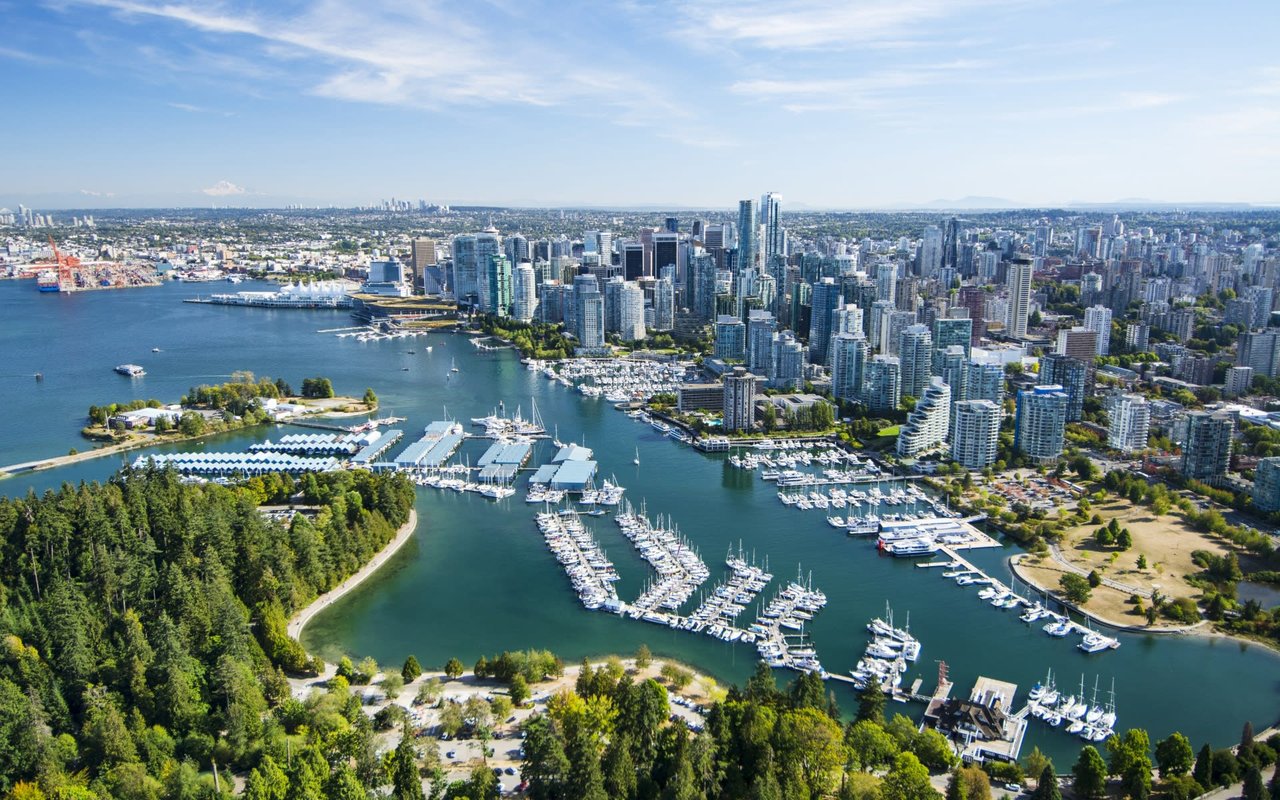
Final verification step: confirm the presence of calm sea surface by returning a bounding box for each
[1,278,1275,765]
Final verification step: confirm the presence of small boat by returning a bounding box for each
[633,447,640,465]
[151,347,161,352]
[450,358,459,373]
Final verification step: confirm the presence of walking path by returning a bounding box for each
[288,509,419,640]
[1045,542,1153,599]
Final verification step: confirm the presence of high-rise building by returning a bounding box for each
[770,332,806,390]
[761,192,783,266]
[951,400,1001,469]
[918,226,943,278]
[504,233,529,266]
[573,274,604,348]
[1252,457,1280,512]
[723,367,759,432]
[808,278,843,365]
[1238,329,1280,378]
[875,261,897,304]
[472,232,502,308]
[714,315,746,360]
[621,241,644,281]
[898,324,934,399]
[1126,321,1150,352]
[737,199,758,275]
[1038,353,1087,422]
[1225,365,1254,397]
[451,234,479,302]
[1015,385,1069,461]
[964,360,1005,405]
[620,282,646,341]
[512,262,537,322]
[1180,411,1234,485]
[863,356,901,412]
[879,310,916,358]
[897,377,951,457]
[830,332,869,403]
[653,232,679,279]
[933,317,973,358]
[1107,394,1150,453]
[1055,326,1099,391]
[1005,257,1034,338]
[746,310,777,375]
[868,300,896,351]
[485,254,513,316]
[653,277,675,331]
[411,237,438,272]
[1084,305,1112,356]
[936,345,968,407]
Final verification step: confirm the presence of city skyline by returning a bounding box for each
[4,0,1280,209]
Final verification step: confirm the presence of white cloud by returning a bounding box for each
[202,180,246,196]
[79,188,115,197]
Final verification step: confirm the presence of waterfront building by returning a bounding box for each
[1038,353,1086,422]
[714,314,746,360]
[809,278,842,365]
[678,383,724,412]
[653,276,675,331]
[746,310,777,375]
[1180,411,1234,485]
[899,324,934,399]
[620,281,646,341]
[471,232,502,308]
[951,400,1001,469]
[1015,385,1068,461]
[830,332,869,403]
[1005,258,1034,338]
[770,331,806,390]
[513,262,537,322]
[863,356,901,412]
[897,377,951,458]
[1225,365,1254,397]
[573,274,605,348]
[1084,305,1112,355]
[484,254,513,316]
[723,366,759,432]
[1107,393,1150,453]
[1253,457,1280,512]
[965,360,1005,405]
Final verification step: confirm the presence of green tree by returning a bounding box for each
[509,675,530,707]
[1192,744,1213,789]
[773,708,846,799]
[846,720,898,772]
[635,644,652,670]
[1023,747,1052,785]
[882,752,940,800]
[1072,746,1108,800]
[363,388,378,407]
[855,678,885,725]
[1030,765,1059,800]
[1156,733,1194,777]
[1242,767,1266,800]
[1059,573,1092,604]
[444,658,464,680]
[389,735,425,800]
[402,655,423,683]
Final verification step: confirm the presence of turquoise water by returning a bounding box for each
[1,278,1276,766]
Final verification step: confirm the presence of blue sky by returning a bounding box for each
[4,0,1279,209]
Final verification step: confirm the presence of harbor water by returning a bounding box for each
[1,278,1277,767]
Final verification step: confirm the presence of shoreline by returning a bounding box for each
[288,508,419,641]
[1009,553,1280,654]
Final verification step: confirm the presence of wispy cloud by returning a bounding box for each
[202,180,246,197]
[0,45,51,63]
[79,188,115,197]
[168,101,236,116]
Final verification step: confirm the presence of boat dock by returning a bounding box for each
[351,429,403,465]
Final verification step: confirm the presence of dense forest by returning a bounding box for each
[0,467,415,798]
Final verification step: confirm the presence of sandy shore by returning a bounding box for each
[288,508,419,641]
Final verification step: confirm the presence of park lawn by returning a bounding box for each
[1017,498,1235,627]
[877,425,900,437]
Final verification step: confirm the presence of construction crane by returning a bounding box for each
[47,235,80,290]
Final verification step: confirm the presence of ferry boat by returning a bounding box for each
[881,538,939,557]
[114,364,145,377]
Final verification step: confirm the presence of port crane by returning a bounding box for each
[45,235,81,291]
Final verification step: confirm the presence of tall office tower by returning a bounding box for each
[1015,385,1069,461]
[868,300,896,350]
[942,217,960,272]
[808,278,843,365]
[1107,394,1150,453]
[1038,353,1086,422]
[737,199,758,275]
[411,237,438,271]
[936,345,968,406]
[862,356,901,412]
[664,217,679,233]
[573,274,604,348]
[1225,366,1254,397]
[1180,411,1235,484]
[771,332,806,390]
[1126,321,1150,352]
[1238,329,1280,378]
[1005,257,1034,338]
[875,261,898,304]
[512,262,537,322]
[933,316,973,359]
[484,254,513,316]
[537,281,564,324]
[830,332,869,402]
[1084,305,1113,355]
[897,377,951,458]
[950,400,1002,469]
[761,192,783,267]
[723,367,759,432]
[898,324,934,399]
[653,232,679,279]
[965,360,1005,405]
[1055,326,1099,391]
[746,310,778,374]
[604,278,624,333]
[918,225,943,278]
[691,253,718,321]
[504,234,529,266]
[472,232,502,308]
[451,234,478,302]
[621,241,644,280]
[620,282,647,341]
[1033,222,1053,257]
[653,277,674,331]
[714,315,746,360]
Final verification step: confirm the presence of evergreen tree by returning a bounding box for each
[402,655,422,683]
[1192,744,1213,789]
[389,735,425,800]
[945,770,968,800]
[1030,765,1060,800]
[855,678,885,725]
[1243,767,1266,800]
[1072,746,1108,800]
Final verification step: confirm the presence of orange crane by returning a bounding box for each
[47,235,80,290]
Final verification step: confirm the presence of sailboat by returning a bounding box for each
[450,358,460,373]
[633,447,640,465]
